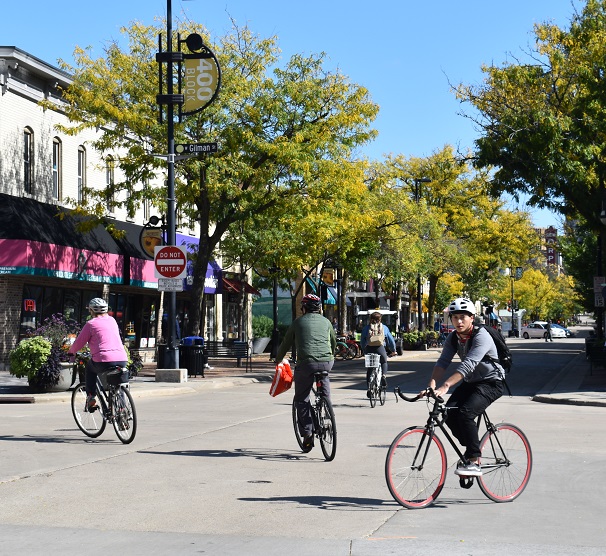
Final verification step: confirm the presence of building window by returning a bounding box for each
[77,146,86,202]
[105,156,115,213]
[52,137,62,200]
[23,128,34,194]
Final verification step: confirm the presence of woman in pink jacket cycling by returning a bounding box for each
[68,298,128,409]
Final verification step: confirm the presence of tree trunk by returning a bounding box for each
[428,274,439,330]
[340,270,349,333]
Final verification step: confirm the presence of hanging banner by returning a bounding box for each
[181,50,221,116]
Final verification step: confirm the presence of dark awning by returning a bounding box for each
[0,193,124,283]
[0,193,120,252]
[222,277,260,295]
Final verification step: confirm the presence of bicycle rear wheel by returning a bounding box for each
[292,398,305,450]
[71,383,106,438]
[317,397,337,461]
[112,386,137,444]
[385,427,447,509]
[369,370,377,408]
[478,423,532,502]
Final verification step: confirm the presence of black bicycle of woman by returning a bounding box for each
[292,370,337,461]
[71,366,137,444]
[385,386,532,509]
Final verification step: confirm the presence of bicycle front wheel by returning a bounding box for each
[478,423,532,502]
[385,427,447,509]
[112,386,137,444]
[71,383,106,438]
[317,397,337,461]
[369,371,377,408]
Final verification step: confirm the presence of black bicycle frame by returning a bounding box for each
[413,399,500,469]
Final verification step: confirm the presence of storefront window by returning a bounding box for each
[63,290,82,323]
[224,300,239,340]
[20,285,42,338]
[41,286,63,319]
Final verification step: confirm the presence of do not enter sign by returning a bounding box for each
[154,246,188,279]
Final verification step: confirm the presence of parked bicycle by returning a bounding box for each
[334,339,355,360]
[385,386,532,509]
[365,353,386,408]
[71,366,137,444]
[292,370,337,461]
[337,333,362,358]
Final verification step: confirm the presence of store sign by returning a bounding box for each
[23,299,36,312]
[140,227,164,259]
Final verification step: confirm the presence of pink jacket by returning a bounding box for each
[69,315,128,362]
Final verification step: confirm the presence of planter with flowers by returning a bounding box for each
[9,314,82,392]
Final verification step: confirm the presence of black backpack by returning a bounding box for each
[449,323,512,373]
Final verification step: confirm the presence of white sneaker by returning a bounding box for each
[455,461,482,477]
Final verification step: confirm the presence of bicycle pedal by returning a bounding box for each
[459,477,474,489]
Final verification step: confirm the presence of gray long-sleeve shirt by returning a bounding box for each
[436,327,504,382]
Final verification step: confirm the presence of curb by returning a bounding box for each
[532,351,606,408]
[0,375,266,404]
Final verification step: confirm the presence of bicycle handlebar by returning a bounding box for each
[393,386,444,405]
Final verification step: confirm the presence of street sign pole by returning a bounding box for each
[165,0,178,369]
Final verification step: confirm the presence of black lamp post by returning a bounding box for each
[269,266,280,361]
[414,177,431,331]
[155,0,183,369]
[598,206,606,339]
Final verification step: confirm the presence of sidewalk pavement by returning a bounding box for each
[1,344,605,407]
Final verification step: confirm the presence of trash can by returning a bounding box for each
[182,336,204,347]
[179,342,206,377]
[157,344,168,368]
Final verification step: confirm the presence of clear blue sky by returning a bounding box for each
[3,0,584,227]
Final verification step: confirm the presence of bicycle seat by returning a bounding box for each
[314,370,329,379]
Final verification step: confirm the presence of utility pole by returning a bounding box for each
[414,177,431,331]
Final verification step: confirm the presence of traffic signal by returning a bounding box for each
[515,267,523,280]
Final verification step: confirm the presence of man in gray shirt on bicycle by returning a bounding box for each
[276,294,337,452]
[423,297,505,477]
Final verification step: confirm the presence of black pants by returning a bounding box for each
[85,359,128,396]
[294,360,333,437]
[445,380,504,460]
[364,345,388,386]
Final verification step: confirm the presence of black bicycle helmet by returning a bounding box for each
[301,293,322,312]
[88,297,109,314]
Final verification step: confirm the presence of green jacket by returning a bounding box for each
[275,312,337,364]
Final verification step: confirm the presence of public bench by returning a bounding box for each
[204,340,252,373]
[585,339,606,375]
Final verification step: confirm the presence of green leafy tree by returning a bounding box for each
[456,0,606,232]
[51,20,379,335]
[383,146,537,321]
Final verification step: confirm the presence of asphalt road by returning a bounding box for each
[0,336,604,555]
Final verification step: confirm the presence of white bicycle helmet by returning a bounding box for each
[448,297,476,316]
[88,297,109,314]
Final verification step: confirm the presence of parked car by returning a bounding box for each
[551,323,573,337]
[520,321,567,339]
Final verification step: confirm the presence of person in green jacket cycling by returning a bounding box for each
[275,294,337,452]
